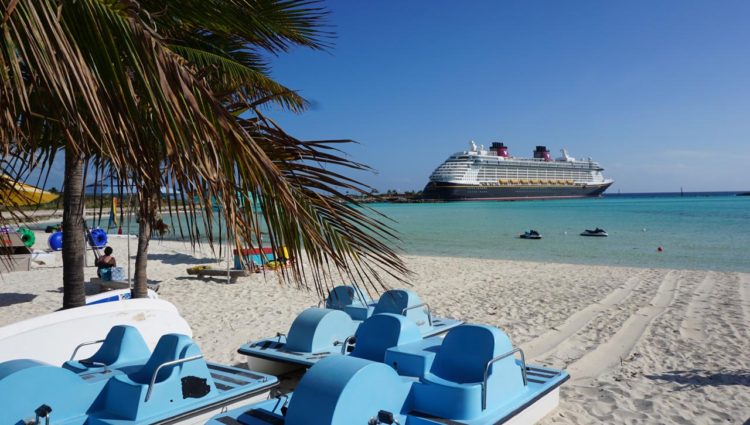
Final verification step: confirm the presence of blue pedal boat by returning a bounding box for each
[323,286,463,335]
[0,325,277,425]
[210,316,569,425]
[237,286,463,373]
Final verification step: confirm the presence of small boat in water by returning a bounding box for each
[211,315,569,425]
[520,230,542,239]
[237,286,463,374]
[0,325,278,425]
[581,228,608,237]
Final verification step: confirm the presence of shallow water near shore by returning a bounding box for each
[371,193,750,272]
[33,192,748,272]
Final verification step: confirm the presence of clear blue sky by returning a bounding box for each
[265,0,750,193]
[36,0,749,194]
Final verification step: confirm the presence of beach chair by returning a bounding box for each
[186,266,251,283]
[63,325,151,373]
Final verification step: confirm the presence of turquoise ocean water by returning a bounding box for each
[371,193,750,272]
[60,193,749,272]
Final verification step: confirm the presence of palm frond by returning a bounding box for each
[143,0,332,53]
[1,0,408,296]
[237,112,410,295]
[169,44,308,111]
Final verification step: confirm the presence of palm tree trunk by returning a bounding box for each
[62,151,86,309]
[133,190,157,298]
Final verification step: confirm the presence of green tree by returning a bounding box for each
[1,0,407,308]
[125,0,331,297]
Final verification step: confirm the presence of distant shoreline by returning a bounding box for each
[357,190,747,204]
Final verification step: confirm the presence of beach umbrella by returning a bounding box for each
[0,176,59,206]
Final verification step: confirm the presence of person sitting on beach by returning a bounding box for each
[96,246,116,278]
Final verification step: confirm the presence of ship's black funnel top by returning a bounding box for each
[490,142,509,157]
[534,145,551,160]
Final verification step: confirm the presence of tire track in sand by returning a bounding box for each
[567,270,679,382]
[678,271,714,341]
[521,271,644,360]
[738,273,750,340]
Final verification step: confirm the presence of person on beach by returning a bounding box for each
[96,246,116,278]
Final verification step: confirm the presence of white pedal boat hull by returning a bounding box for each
[0,298,191,365]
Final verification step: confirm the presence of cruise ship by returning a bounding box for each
[422,141,614,201]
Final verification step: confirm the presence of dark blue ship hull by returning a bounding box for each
[422,181,612,201]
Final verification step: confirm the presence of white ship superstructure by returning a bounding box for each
[423,141,614,201]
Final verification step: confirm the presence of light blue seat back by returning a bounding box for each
[285,356,410,425]
[411,325,525,420]
[373,289,430,328]
[325,285,373,321]
[101,333,214,420]
[285,308,355,353]
[63,325,150,372]
[325,285,370,309]
[351,314,422,362]
[129,333,199,384]
[431,325,511,383]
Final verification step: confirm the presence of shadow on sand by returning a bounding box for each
[146,253,218,266]
[47,283,108,295]
[173,276,234,284]
[0,293,37,307]
[646,369,750,389]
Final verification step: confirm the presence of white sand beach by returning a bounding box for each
[1,233,748,424]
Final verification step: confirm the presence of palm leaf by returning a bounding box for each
[169,44,308,111]
[2,0,408,297]
[143,0,331,53]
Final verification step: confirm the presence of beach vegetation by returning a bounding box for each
[1,0,407,308]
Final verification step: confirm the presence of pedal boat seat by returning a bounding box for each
[63,325,151,373]
[351,313,421,363]
[411,325,526,420]
[325,285,374,321]
[373,289,431,331]
[100,333,215,421]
